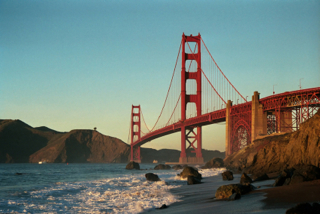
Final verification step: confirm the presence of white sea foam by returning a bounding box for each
[0,165,226,214]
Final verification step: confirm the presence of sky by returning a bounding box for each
[1,0,319,152]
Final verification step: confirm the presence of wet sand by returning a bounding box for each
[147,173,320,214]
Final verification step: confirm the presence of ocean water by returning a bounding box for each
[0,163,225,213]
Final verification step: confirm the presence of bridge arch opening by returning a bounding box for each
[231,120,251,153]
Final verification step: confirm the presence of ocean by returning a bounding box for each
[0,163,225,213]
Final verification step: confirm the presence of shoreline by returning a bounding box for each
[147,171,320,214]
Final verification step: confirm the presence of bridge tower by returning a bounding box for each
[179,33,204,164]
[130,105,141,163]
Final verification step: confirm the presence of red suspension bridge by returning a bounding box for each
[129,33,320,164]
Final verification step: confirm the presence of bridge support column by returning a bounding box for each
[225,100,232,157]
[130,105,141,163]
[251,91,267,142]
[179,33,203,164]
[179,126,187,164]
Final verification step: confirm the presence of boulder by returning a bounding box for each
[240,173,252,185]
[154,164,171,170]
[179,166,202,180]
[187,176,202,185]
[172,165,183,170]
[145,173,161,181]
[273,168,295,186]
[222,171,234,181]
[125,161,140,170]
[252,173,269,182]
[273,165,320,186]
[293,165,320,182]
[215,184,253,199]
[286,202,320,214]
[229,192,241,201]
[202,157,224,169]
[156,204,168,209]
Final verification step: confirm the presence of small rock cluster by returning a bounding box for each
[202,157,224,169]
[215,183,254,200]
[273,165,320,187]
[179,166,202,185]
[286,202,320,214]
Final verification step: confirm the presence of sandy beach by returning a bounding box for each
[147,173,320,214]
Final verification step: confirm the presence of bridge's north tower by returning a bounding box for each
[179,33,204,164]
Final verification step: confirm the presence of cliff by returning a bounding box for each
[224,110,320,175]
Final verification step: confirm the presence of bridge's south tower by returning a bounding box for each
[180,33,204,164]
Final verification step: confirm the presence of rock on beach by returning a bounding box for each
[125,161,140,170]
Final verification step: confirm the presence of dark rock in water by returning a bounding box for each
[187,176,202,185]
[252,173,269,182]
[215,184,253,199]
[202,157,224,169]
[156,204,168,209]
[154,164,171,170]
[222,171,234,181]
[229,192,241,201]
[286,202,320,214]
[179,166,202,180]
[145,173,161,181]
[240,173,252,185]
[172,165,183,170]
[15,173,23,175]
[125,161,140,170]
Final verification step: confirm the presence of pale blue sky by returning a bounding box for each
[1,0,319,151]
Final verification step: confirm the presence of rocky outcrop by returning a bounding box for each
[273,165,320,186]
[224,110,320,175]
[215,184,253,199]
[222,171,234,181]
[126,161,140,170]
[253,173,269,182]
[187,176,202,185]
[172,165,183,170]
[202,157,224,169]
[240,173,252,185]
[145,173,161,181]
[286,203,320,214]
[154,164,171,170]
[179,166,202,180]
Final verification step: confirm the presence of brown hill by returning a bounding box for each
[0,120,58,163]
[29,130,130,163]
[224,110,320,175]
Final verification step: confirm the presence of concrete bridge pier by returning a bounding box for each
[251,91,267,142]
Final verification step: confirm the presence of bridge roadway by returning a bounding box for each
[132,87,320,148]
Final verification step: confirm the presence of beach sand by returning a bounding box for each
[147,173,320,214]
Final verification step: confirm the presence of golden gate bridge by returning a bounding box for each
[129,33,320,164]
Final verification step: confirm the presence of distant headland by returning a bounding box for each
[0,119,225,163]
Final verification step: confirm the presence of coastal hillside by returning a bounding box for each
[224,110,320,175]
[29,130,130,163]
[0,120,61,163]
[0,119,225,163]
